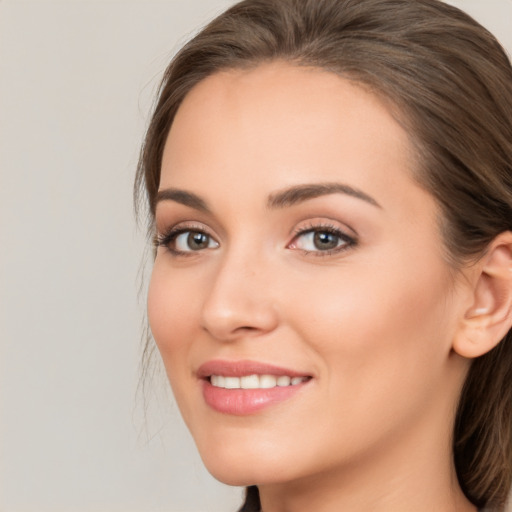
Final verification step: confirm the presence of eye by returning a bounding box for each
[157,228,219,255]
[289,226,356,255]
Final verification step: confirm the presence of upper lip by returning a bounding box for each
[197,359,311,379]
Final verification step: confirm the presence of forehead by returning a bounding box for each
[160,62,419,210]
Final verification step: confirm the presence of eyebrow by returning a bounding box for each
[267,183,381,209]
[155,188,211,213]
[155,182,381,213]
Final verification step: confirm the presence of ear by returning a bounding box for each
[453,231,512,359]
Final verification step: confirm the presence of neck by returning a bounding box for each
[258,401,476,512]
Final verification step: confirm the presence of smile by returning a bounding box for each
[210,374,309,389]
[198,360,313,415]
[210,375,308,389]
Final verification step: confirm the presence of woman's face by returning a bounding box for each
[148,63,469,487]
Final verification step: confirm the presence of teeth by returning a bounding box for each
[210,374,308,389]
[224,376,240,389]
[260,375,277,388]
[211,375,225,387]
[277,376,291,387]
[240,375,260,389]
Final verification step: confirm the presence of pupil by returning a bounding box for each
[188,232,208,250]
[313,232,338,250]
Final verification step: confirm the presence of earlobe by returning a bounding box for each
[453,231,512,359]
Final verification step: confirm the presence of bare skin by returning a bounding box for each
[148,62,482,511]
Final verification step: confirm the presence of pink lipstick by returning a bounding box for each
[198,360,312,415]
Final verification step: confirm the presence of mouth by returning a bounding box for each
[209,374,310,389]
[197,360,313,415]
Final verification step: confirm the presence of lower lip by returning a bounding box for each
[202,379,308,415]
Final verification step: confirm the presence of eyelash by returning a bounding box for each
[155,224,215,257]
[290,223,357,257]
[155,223,357,258]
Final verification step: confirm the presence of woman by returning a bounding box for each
[135,0,512,510]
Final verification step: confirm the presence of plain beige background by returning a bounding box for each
[1,1,511,511]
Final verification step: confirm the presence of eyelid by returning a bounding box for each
[290,217,357,239]
[287,221,358,256]
[154,206,225,240]
[155,222,219,255]
[154,218,358,258]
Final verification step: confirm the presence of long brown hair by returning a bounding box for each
[135,0,512,509]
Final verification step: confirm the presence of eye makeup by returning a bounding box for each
[288,222,357,257]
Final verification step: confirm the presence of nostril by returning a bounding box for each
[199,281,280,341]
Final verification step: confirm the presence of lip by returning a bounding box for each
[197,359,310,378]
[198,359,312,415]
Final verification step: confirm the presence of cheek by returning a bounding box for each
[147,261,197,370]
[291,253,455,406]
[147,261,206,429]
[296,266,446,345]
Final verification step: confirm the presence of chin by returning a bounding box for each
[207,464,293,488]
[196,439,297,487]
[202,456,266,486]
[208,468,259,487]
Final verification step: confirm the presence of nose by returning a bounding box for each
[200,251,279,342]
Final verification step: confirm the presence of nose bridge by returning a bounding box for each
[200,239,278,340]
